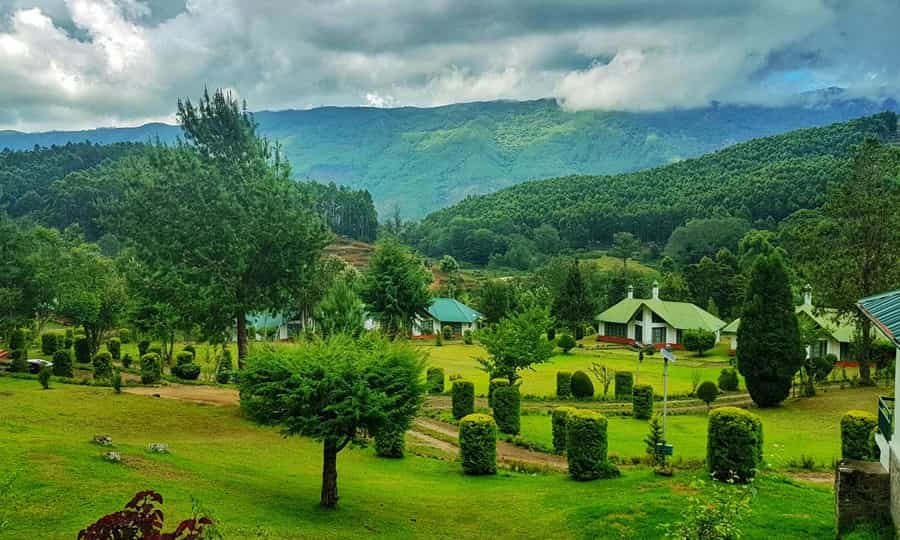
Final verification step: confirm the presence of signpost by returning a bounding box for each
[658,345,676,467]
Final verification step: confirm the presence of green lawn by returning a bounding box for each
[518,386,885,469]
[0,376,840,539]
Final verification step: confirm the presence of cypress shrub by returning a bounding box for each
[74,336,91,365]
[216,350,233,384]
[137,340,150,357]
[374,428,405,458]
[10,350,27,372]
[552,406,576,454]
[107,337,121,360]
[556,371,572,397]
[459,413,497,475]
[697,381,719,408]
[632,384,654,420]
[566,409,618,480]
[718,368,739,391]
[841,410,879,461]
[9,328,27,351]
[426,367,445,394]
[570,370,594,399]
[41,333,60,355]
[52,349,73,377]
[615,372,633,400]
[435,332,443,347]
[64,328,74,349]
[38,366,51,389]
[441,324,454,340]
[118,328,132,344]
[488,377,509,407]
[492,384,521,435]
[707,406,763,482]
[452,380,475,419]
[92,352,113,380]
[463,330,473,344]
[140,353,162,384]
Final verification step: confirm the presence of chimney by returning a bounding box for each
[627,285,634,299]
[652,280,660,300]
[803,284,813,307]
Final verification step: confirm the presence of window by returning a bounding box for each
[652,327,667,344]
[812,340,828,359]
[418,319,434,335]
[652,312,666,324]
[840,342,850,362]
[605,323,627,338]
[676,329,684,343]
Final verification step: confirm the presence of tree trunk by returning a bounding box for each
[236,311,248,367]
[859,318,873,385]
[320,440,339,508]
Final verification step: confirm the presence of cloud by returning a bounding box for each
[0,0,898,130]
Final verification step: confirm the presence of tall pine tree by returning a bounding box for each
[552,260,594,339]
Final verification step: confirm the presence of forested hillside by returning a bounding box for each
[2,97,896,217]
[410,112,899,265]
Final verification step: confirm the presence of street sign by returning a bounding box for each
[656,443,674,456]
[661,347,676,363]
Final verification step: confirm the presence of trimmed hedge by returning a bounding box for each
[452,380,475,420]
[707,406,763,482]
[175,351,194,366]
[138,340,151,357]
[552,406,576,454]
[9,328,28,351]
[566,409,618,480]
[107,338,121,360]
[632,384,654,420]
[183,345,196,358]
[122,353,134,368]
[41,333,60,355]
[841,410,879,461]
[172,363,201,381]
[615,372,633,399]
[140,353,162,384]
[92,352,113,380]
[556,371,572,398]
[10,350,27,372]
[441,324,453,340]
[216,350,234,384]
[118,328,132,344]
[74,336,91,365]
[488,378,510,407]
[557,334,576,353]
[426,367,445,394]
[64,329,74,349]
[570,370,594,399]
[52,349,73,377]
[374,427,405,458]
[492,384,521,435]
[459,413,497,475]
[718,368,739,391]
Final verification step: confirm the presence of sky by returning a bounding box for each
[0,0,898,131]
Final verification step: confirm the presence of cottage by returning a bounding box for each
[595,281,725,349]
[411,298,483,337]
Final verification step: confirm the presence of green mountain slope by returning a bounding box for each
[2,98,897,218]
[411,112,899,264]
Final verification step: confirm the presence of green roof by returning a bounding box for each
[721,304,857,343]
[596,297,726,333]
[858,289,900,347]
[426,298,482,324]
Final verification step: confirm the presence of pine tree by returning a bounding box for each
[645,415,665,466]
[552,260,594,338]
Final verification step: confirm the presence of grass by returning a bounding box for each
[0,376,839,539]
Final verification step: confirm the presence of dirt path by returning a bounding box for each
[124,383,239,405]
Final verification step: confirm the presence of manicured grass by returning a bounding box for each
[519,386,885,469]
[0,376,838,539]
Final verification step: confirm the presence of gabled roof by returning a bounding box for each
[721,304,858,343]
[858,289,900,347]
[596,297,726,333]
[426,298,482,323]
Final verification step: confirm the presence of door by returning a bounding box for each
[634,325,643,343]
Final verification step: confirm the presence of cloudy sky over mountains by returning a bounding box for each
[1,0,898,131]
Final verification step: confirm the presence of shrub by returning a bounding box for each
[697,381,719,409]
[74,336,91,364]
[615,371,634,399]
[93,352,113,380]
[64,328,74,349]
[811,354,836,382]
[140,353,162,384]
[570,370,594,399]
[148,346,162,357]
[118,328,132,344]
[172,363,201,381]
[682,328,716,357]
[645,415,665,466]
[434,332,443,347]
[717,368,739,392]
[552,406,576,454]
[632,384,654,419]
[216,349,233,384]
[78,490,213,539]
[441,324,454,340]
[426,367,445,394]
[121,353,133,369]
[374,427,405,458]
[463,330,473,345]
[41,333,60,355]
[52,349,73,377]
[10,349,27,372]
[566,409,618,480]
[841,410,879,461]
[492,384,521,435]
[706,407,763,482]
[112,370,122,393]
[9,328,27,351]
[663,479,753,540]
[106,338,121,360]
[557,334,576,354]
[452,380,475,419]
[38,366,51,389]
[175,351,193,366]
[556,371,572,397]
[137,340,150,357]
[488,377,509,407]
[183,345,196,358]
[459,413,497,475]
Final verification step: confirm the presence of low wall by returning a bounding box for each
[834,459,891,537]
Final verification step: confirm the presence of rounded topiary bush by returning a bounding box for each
[632,384,654,420]
[374,427,405,458]
[441,324,453,340]
[140,353,162,384]
[452,380,475,420]
[426,367,445,394]
[92,351,113,380]
[107,337,121,360]
[488,377,509,407]
[52,349,73,378]
[556,371,572,397]
[41,333,60,355]
[492,384,521,435]
[557,334,576,353]
[707,406,763,482]
[459,413,497,475]
[173,363,201,380]
[175,351,194,366]
[552,406,576,454]
[566,409,618,480]
[73,336,91,365]
[697,380,719,408]
[570,370,594,399]
[615,372,633,400]
[841,410,878,461]
[718,368,739,391]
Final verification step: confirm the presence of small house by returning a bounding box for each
[411,298,483,337]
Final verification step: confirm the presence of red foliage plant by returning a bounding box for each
[78,490,212,540]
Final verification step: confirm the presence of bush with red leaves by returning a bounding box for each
[78,490,212,540]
